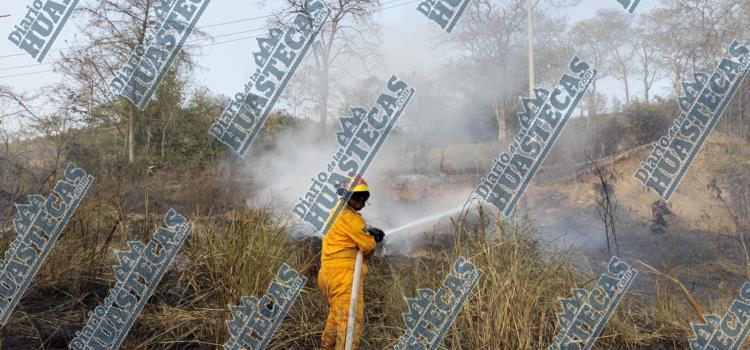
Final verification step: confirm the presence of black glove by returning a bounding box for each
[365,226,385,243]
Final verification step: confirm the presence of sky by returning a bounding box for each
[0,0,663,124]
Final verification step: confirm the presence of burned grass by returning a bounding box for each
[0,203,707,349]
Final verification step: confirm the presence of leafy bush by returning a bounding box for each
[623,98,678,147]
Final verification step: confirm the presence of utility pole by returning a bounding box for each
[527,0,534,97]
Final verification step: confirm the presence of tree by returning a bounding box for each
[145,68,185,160]
[447,0,527,143]
[633,15,664,103]
[643,7,698,96]
[278,0,381,135]
[440,0,576,143]
[0,87,32,185]
[587,160,619,255]
[597,10,636,104]
[59,0,201,163]
[644,0,745,96]
[0,84,84,183]
[571,17,609,118]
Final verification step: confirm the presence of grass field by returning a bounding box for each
[0,204,714,349]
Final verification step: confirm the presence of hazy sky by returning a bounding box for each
[0,0,662,115]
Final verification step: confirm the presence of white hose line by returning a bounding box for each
[345,250,364,350]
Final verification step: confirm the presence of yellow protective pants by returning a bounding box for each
[318,265,365,350]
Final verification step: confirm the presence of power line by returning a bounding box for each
[0,26,269,70]
[0,24,270,60]
[0,33,264,79]
[0,0,421,77]
[200,13,274,28]
[0,0,415,60]
[195,0,412,26]
[0,69,55,79]
[195,0,413,28]
[0,62,42,72]
[382,0,419,10]
[185,33,264,49]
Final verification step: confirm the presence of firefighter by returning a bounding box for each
[318,176,385,349]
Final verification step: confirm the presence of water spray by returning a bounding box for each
[385,205,463,238]
[384,200,479,240]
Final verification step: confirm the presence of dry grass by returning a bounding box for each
[0,202,732,349]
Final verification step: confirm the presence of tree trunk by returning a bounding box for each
[145,126,151,156]
[589,80,598,118]
[740,84,745,142]
[319,62,329,135]
[671,61,683,96]
[2,135,7,184]
[55,127,62,171]
[642,69,650,104]
[494,99,508,144]
[641,47,651,104]
[161,124,167,159]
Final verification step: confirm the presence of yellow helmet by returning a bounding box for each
[350,177,369,193]
[336,175,369,196]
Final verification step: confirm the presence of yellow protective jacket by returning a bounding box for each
[318,204,377,349]
[320,205,377,271]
